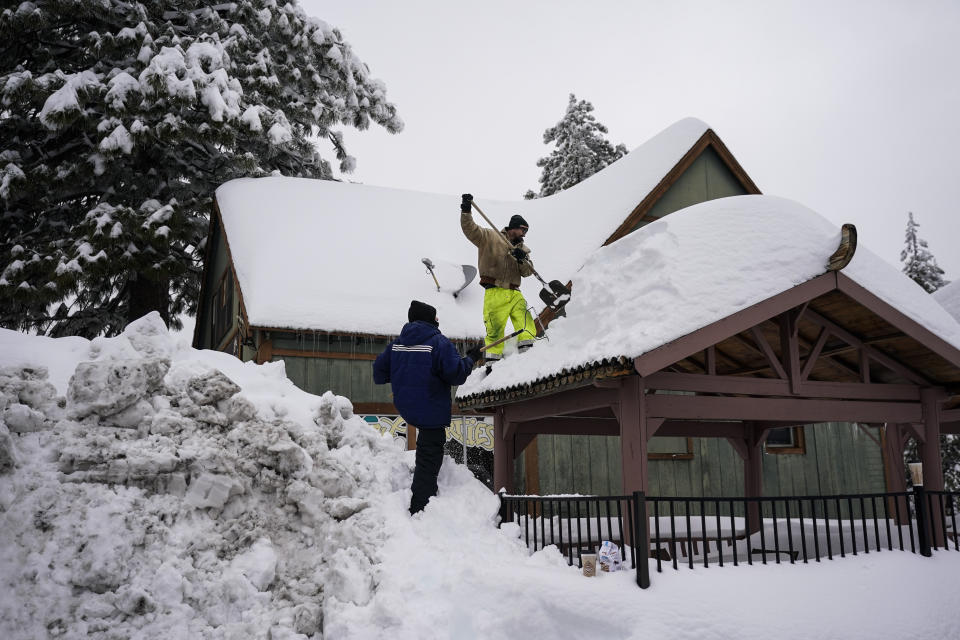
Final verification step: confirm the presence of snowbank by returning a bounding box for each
[2,315,960,639]
[0,313,414,638]
[459,195,960,397]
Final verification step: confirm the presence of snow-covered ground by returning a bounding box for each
[2,316,958,639]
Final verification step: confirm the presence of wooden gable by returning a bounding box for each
[605,129,761,245]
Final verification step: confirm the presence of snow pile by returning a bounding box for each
[0,313,412,639]
[933,279,960,323]
[458,195,960,397]
[214,118,709,338]
[2,315,960,639]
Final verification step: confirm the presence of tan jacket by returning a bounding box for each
[461,212,534,289]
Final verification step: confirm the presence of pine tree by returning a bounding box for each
[898,211,955,490]
[0,1,402,337]
[525,94,627,199]
[900,212,948,293]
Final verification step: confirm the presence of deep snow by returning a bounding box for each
[214,118,709,338]
[2,316,959,639]
[458,195,960,398]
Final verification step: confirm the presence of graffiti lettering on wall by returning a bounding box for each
[362,415,494,451]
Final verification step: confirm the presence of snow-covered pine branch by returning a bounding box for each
[0,0,403,337]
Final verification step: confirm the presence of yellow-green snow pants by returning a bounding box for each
[483,287,536,358]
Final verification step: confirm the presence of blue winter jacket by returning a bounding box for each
[372,321,474,429]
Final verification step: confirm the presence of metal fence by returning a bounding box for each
[498,487,959,589]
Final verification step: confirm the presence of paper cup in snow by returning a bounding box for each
[581,554,597,577]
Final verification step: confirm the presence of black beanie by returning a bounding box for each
[508,214,529,230]
[408,300,438,326]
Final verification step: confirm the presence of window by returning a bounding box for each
[765,427,806,454]
[648,436,695,460]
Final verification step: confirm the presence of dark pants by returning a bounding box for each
[410,427,446,514]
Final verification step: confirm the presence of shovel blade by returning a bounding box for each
[548,280,571,296]
[539,288,557,307]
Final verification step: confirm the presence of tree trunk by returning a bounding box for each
[127,273,171,327]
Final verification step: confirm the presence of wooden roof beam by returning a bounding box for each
[646,393,922,423]
[804,308,930,386]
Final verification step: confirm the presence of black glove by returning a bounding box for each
[460,193,473,213]
[466,344,484,362]
[511,247,527,263]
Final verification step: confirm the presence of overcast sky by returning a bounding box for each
[300,0,959,279]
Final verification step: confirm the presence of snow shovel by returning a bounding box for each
[469,201,571,313]
[422,258,477,298]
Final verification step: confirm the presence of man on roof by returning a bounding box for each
[460,193,537,362]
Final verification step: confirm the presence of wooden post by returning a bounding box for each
[493,407,516,493]
[920,388,945,547]
[619,376,649,557]
[882,423,910,525]
[742,423,764,534]
[619,376,649,495]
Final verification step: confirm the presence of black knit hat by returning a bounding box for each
[408,300,438,326]
[508,214,529,230]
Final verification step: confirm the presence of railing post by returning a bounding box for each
[633,490,650,589]
[913,484,932,557]
[498,490,509,527]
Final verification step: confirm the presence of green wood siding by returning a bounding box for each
[525,423,887,497]
[196,217,238,351]
[631,146,749,233]
[275,354,394,404]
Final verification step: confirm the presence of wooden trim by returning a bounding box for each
[837,273,960,372]
[633,273,837,377]
[604,130,761,245]
[271,348,377,361]
[645,393,922,423]
[217,326,239,354]
[209,198,252,348]
[764,426,806,455]
[503,386,620,423]
[255,338,273,364]
[352,402,399,415]
[644,371,922,401]
[249,324,482,344]
[803,306,930,386]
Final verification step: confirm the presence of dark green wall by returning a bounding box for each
[274,335,470,406]
[196,217,238,351]
[527,423,887,498]
[632,146,749,233]
[275,353,393,404]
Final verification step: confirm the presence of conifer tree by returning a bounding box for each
[0,1,402,337]
[525,93,627,199]
[898,212,955,490]
[900,212,948,293]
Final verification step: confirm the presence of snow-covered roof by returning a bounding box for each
[933,280,960,323]
[457,195,960,399]
[214,118,711,338]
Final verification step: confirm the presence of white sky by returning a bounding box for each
[301,0,960,279]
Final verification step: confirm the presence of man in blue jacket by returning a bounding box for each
[373,300,482,514]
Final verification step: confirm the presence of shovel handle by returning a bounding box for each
[471,201,513,250]
[471,199,552,287]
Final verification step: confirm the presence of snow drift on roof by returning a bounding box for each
[457,195,960,398]
[933,280,960,323]
[214,118,710,337]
